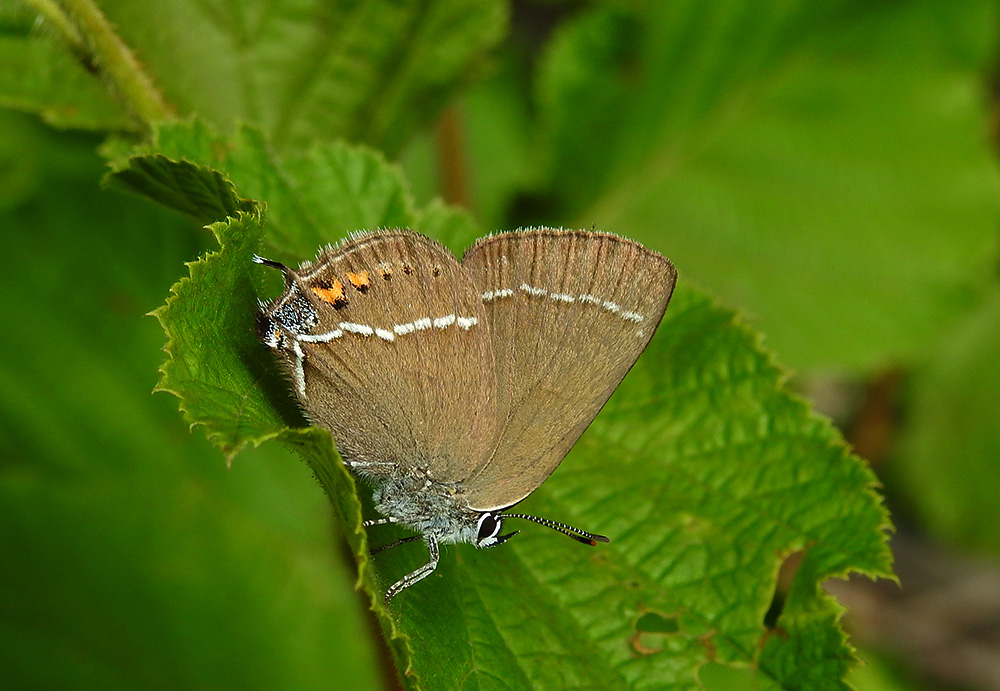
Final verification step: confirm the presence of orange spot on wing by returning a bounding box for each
[312,278,348,307]
[346,271,371,292]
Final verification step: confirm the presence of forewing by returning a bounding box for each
[258,230,497,482]
[459,229,676,510]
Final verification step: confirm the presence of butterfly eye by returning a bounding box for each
[476,512,503,546]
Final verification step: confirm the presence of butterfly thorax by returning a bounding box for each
[366,466,482,545]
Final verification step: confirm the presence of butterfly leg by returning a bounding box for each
[384,534,440,604]
[363,518,421,556]
[370,534,422,556]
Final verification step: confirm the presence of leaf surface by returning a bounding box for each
[135,122,892,689]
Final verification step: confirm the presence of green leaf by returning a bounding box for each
[893,284,1000,554]
[845,649,916,691]
[112,121,419,259]
[0,114,379,690]
[109,154,256,224]
[530,0,1000,371]
[135,123,891,688]
[151,209,297,459]
[3,0,507,153]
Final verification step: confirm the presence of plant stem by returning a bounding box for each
[33,0,174,131]
[25,0,85,51]
[435,103,473,211]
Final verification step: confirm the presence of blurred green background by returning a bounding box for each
[2,0,1000,689]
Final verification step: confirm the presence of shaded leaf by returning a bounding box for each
[117,121,418,259]
[530,0,1000,370]
[0,117,379,690]
[109,154,256,224]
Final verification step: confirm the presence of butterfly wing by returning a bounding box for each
[258,230,498,482]
[459,229,676,511]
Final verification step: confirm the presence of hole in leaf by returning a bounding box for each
[630,609,680,654]
[764,549,806,629]
[636,611,679,634]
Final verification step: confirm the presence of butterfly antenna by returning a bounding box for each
[252,254,288,271]
[504,513,610,546]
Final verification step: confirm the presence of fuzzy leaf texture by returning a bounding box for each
[132,123,892,690]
